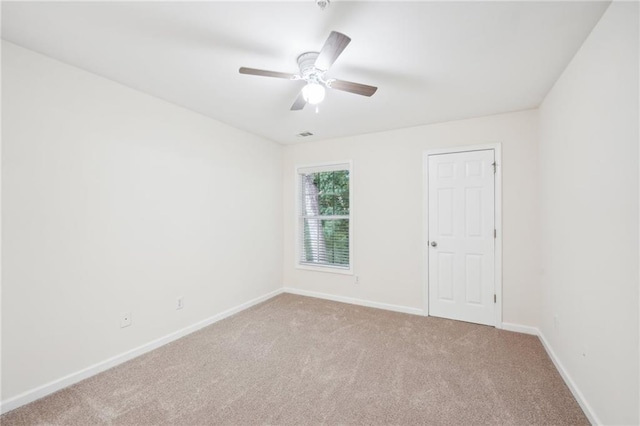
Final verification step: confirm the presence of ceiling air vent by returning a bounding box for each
[297,131,314,137]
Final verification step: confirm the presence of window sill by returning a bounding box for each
[295,264,353,275]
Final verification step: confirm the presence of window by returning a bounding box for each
[297,162,352,272]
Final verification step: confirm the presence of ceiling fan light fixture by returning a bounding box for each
[301,82,325,105]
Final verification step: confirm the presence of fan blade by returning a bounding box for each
[314,31,351,71]
[239,67,296,80]
[329,79,378,97]
[290,92,306,111]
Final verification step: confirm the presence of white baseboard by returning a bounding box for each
[500,322,539,335]
[537,330,600,426]
[0,288,283,415]
[500,322,600,425]
[282,287,424,316]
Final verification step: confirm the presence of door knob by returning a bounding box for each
[430,241,438,247]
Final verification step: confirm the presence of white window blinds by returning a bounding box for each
[298,163,351,270]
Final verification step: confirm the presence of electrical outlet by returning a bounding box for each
[355,275,360,284]
[553,315,559,331]
[177,297,184,310]
[120,312,132,328]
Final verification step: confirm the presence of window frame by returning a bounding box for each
[295,161,353,275]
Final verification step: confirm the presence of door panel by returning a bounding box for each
[465,254,482,304]
[428,149,495,326]
[438,252,454,301]
[437,188,454,236]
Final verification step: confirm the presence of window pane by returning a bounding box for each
[302,218,349,267]
[301,170,350,217]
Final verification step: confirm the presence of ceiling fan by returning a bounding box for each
[239,31,378,111]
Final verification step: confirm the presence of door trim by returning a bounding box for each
[422,143,503,328]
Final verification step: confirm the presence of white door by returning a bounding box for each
[428,149,495,326]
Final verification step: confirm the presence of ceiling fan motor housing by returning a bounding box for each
[297,52,324,82]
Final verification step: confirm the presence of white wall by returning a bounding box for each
[538,2,639,424]
[1,42,283,402]
[283,110,540,328]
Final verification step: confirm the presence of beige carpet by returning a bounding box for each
[2,294,587,425]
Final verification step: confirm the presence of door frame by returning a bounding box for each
[422,143,503,328]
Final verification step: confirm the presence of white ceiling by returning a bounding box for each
[2,1,609,144]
